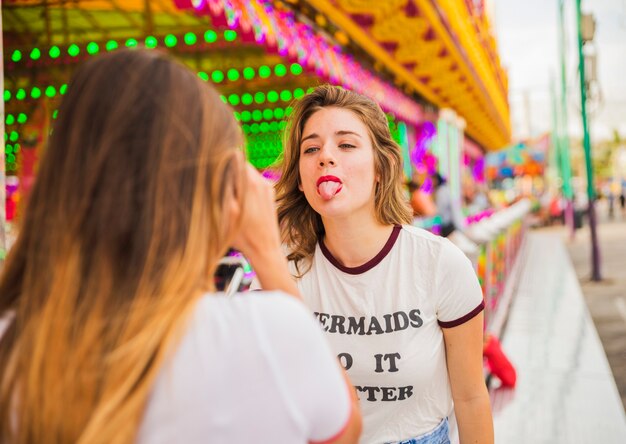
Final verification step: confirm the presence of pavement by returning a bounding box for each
[564,200,626,411]
[491,228,626,443]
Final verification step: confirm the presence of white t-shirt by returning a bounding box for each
[293,225,484,444]
[137,292,352,444]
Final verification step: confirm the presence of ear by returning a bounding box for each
[298,180,304,192]
[221,155,244,242]
[222,186,242,244]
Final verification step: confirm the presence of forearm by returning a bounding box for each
[247,247,300,299]
[454,394,494,444]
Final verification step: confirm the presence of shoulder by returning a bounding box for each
[400,224,443,242]
[399,225,469,266]
[399,224,446,252]
[193,291,310,323]
[184,293,323,362]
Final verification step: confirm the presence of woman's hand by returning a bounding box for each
[231,164,282,258]
[231,163,300,298]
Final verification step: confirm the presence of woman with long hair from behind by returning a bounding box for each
[0,50,360,444]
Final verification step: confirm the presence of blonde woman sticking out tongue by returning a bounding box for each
[275,85,494,444]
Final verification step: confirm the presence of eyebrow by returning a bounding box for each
[301,130,362,144]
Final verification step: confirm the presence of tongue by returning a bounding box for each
[319,181,341,200]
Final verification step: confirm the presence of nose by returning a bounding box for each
[318,146,336,167]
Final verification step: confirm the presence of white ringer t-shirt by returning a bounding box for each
[137,292,352,444]
[294,225,484,444]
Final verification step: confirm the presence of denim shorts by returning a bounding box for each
[392,418,450,444]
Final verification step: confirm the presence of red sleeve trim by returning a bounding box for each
[438,300,485,328]
[308,386,354,444]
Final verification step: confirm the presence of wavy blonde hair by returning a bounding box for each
[275,85,412,273]
[0,49,244,443]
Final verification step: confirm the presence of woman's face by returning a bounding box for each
[298,107,378,221]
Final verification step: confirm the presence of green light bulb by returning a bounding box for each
[227,68,240,82]
[234,111,241,121]
[242,124,250,134]
[294,88,304,99]
[31,87,42,99]
[307,87,315,94]
[243,67,255,80]
[125,38,138,48]
[6,154,16,163]
[241,111,251,122]
[164,34,178,48]
[17,113,27,124]
[184,32,197,45]
[68,44,80,57]
[263,109,274,120]
[258,65,271,79]
[279,121,287,129]
[6,115,15,125]
[270,121,279,132]
[211,70,224,83]
[4,91,11,102]
[254,92,266,104]
[5,144,13,155]
[106,40,119,51]
[250,123,260,134]
[290,63,303,75]
[197,71,209,82]
[267,91,279,103]
[252,110,262,121]
[30,48,41,60]
[145,36,158,48]
[274,108,284,119]
[204,30,217,43]
[87,42,100,55]
[280,90,292,102]
[9,131,19,142]
[16,89,26,100]
[228,94,240,106]
[52,110,59,119]
[59,84,68,95]
[274,64,287,77]
[13,143,20,152]
[220,95,227,103]
[45,86,56,98]
[11,50,22,62]
[224,30,237,42]
[49,46,61,58]
[241,93,253,106]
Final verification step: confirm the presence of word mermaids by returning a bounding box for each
[313,309,424,335]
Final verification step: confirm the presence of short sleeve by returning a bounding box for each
[256,294,352,442]
[434,239,484,328]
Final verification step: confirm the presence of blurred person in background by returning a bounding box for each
[432,172,466,237]
[462,177,490,215]
[0,49,361,444]
[408,171,437,218]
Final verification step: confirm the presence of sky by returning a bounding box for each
[494,0,626,143]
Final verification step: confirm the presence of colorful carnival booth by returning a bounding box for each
[1,0,426,227]
[2,1,526,376]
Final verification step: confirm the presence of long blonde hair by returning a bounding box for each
[275,85,412,272]
[0,49,244,443]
